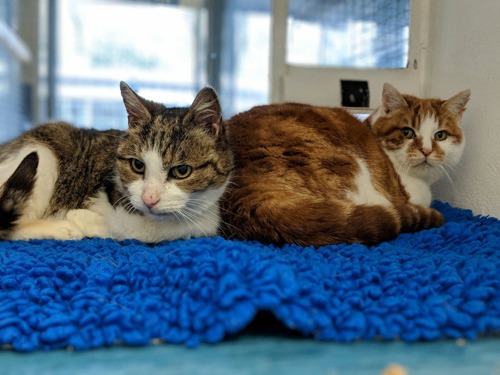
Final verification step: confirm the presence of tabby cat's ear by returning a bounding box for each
[381,83,408,113]
[120,81,152,128]
[442,89,471,117]
[187,87,223,136]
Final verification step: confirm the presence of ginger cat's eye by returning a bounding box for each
[171,165,192,179]
[130,158,146,174]
[434,131,448,141]
[401,127,416,139]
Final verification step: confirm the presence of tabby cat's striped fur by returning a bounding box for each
[0,82,233,242]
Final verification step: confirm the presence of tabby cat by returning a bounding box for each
[219,96,445,247]
[365,83,470,206]
[0,82,233,242]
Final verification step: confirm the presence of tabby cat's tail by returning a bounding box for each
[220,199,444,247]
[0,152,39,237]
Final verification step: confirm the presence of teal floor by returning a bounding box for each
[2,335,499,375]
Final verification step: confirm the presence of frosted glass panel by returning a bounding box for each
[287,0,410,68]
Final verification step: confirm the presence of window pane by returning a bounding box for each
[54,0,271,128]
[217,0,271,115]
[0,43,23,143]
[287,0,410,68]
[0,0,28,143]
[55,0,207,129]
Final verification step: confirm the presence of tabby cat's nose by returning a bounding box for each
[142,193,160,208]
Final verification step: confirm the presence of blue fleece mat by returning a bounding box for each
[0,202,499,352]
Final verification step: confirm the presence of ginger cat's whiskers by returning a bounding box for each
[366,83,470,207]
[219,90,447,246]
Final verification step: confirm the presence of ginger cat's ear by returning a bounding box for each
[381,83,408,114]
[443,89,471,117]
[365,83,407,127]
[120,81,152,129]
[187,86,223,137]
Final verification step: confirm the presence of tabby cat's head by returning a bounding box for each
[116,81,233,221]
[366,83,470,184]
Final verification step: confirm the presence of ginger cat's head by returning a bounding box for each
[366,83,470,184]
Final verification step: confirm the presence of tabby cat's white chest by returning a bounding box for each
[85,191,222,243]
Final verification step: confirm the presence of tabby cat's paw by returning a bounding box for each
[66,209,109,238]
[51,221,85,240]
[12,220,84,241]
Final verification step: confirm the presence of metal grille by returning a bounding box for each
[287,0,410,68]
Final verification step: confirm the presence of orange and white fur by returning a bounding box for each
[366,83,470,206]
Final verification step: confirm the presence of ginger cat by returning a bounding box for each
[219,100,444,246]
[366,83,470,206]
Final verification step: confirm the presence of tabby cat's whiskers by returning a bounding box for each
[113,194,132,209]
[178,208,210,238]
[0,81,233,242]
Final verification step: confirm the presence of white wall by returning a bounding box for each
[426,0,500,217]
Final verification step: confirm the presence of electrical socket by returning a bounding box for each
[341,80,369,107]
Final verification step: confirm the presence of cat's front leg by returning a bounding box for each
[11,220,84,241]
[66,209,110,238]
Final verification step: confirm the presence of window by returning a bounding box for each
[52,0,271,129]
[273,0,420,108]
[0,0,30,143]
[3,0,419,141]
[287,0,410,68]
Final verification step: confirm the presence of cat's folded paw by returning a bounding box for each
[53,221,85,240]
[12,220,84,241]
[66,209,110,238]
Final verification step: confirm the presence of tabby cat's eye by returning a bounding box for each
[401,127,416,139]
[130,158,146,174]
[434,130,448,141]
[171,165,192,179]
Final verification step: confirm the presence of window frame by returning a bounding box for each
[270,0,430,111]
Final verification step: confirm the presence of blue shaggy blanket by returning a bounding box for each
[0,202,499,352]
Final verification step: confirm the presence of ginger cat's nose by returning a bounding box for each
[420,147,432,157]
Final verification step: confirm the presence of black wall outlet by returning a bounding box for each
[341,80,369,107]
